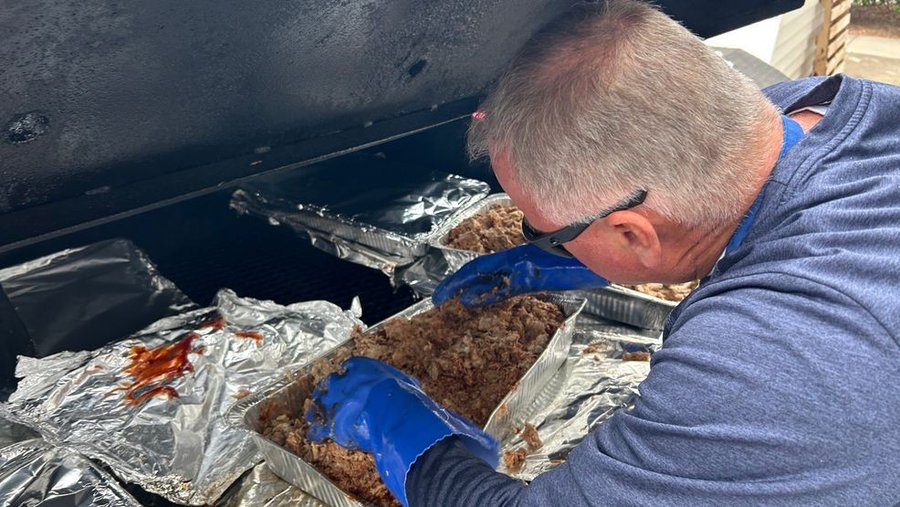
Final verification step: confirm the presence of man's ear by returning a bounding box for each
[607,210,662,270]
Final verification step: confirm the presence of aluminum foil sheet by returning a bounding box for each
[0,289,363,505]
[497,314,658,479]
[224,463,324,507]
[230,164,490,274]
[228,294,586,507]
[0,439,142,507]
[0,238,197,358]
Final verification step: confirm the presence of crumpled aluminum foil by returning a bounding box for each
[224,463,324,507]
[0,439,142,507]
[499,315,659,479]
[0,289,363,505]
[230,164,490,275]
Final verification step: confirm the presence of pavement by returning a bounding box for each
[844,34,900,86]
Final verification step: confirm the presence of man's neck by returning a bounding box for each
[677,110,789,279]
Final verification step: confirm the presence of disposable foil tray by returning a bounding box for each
[578,285,676,332]
[227,294,586,507]
[425,192,677,331]
[428,192,515,272]
[231,160,490,274]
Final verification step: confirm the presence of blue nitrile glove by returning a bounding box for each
[432,244,609,307]
[306,356,499,507]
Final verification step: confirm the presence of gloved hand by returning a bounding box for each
[306,356,499,507]
[432,244,609,307]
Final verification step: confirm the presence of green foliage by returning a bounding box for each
[852,0,900,14]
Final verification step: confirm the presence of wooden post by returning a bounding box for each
[814,0,851,75]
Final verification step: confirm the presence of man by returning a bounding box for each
[308,1,900,505]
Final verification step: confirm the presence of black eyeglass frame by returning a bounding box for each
[521,189,648,257]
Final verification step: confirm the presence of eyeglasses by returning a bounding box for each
[521,189,648,257]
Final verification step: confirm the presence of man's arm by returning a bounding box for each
[410,274,900,506]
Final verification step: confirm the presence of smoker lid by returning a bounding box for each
[0,0,802,250]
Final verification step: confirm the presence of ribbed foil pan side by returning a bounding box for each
[427,193,515,272]
[579,286,676,332]
[227,294,586,506]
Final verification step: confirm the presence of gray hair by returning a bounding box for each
[468,0,779,228]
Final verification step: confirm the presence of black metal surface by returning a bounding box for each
[0,190,418,327]
[0,287,33,392]
[1,0,802,250]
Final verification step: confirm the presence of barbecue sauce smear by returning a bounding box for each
[113,315,263,406]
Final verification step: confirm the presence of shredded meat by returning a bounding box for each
[521,423,542,452]
[503,448,528,474]
[261,296,566,507]
[621,280,699,302]
[445,205,526,253]
[622,351,651,361]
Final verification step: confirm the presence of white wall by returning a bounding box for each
[705,0,823,79]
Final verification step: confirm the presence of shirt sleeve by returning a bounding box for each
[406,273,899,506]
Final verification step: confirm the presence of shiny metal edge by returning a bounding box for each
[579,285,677,332]
[227,294,586,506]
[306,230,413,275]
[427,193,515,272]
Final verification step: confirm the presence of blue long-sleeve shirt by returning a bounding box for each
[407,75,900,506]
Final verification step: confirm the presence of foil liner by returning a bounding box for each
[227,293,586,507]
[0,289,363,505]
[230,166,490,275]
[0,439,142,507]
[497,314,657,479]
[411,193,678,330]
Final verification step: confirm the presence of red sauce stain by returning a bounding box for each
[114,332,202,406]
[111,314,263,406]
[234,330,263,344]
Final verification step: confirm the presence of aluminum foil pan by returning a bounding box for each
[427,193,515,272]
[230,166,490,275]
[0,439,142,507]
[412,192,678,330]
[228,293,586,507]
[0,289,363,505]
[578,285,677,332]
[497,314,657,479]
